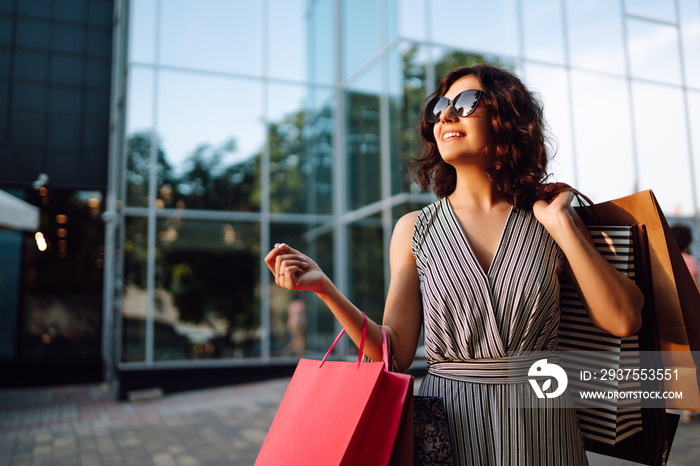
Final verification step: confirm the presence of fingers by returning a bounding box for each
[538,182,574,202]
[264,243,309,288]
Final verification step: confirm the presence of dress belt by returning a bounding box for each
[427,353,559,385]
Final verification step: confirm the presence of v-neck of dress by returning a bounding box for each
[443,197,514,278]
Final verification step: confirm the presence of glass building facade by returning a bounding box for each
[102,0,700,388]
[0,0,113,386]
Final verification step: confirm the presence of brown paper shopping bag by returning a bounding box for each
[573,189,700,410]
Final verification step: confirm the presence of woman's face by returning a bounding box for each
[432,75,492,167]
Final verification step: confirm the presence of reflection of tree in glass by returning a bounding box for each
[268,107,333,215]
[165,246,258,358]
[126,132,174,206]
[269,111,307,213]
[175,139,259,211]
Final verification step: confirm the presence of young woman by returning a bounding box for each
[264,64,643,465]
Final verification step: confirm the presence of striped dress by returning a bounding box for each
[413,198,588,466]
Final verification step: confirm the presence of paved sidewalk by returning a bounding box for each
[0,379,698,465]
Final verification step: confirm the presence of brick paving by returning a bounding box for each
[0,379,698,465]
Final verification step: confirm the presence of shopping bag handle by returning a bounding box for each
[319,312,390,371]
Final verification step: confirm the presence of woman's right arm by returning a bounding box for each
[263,211,423,370]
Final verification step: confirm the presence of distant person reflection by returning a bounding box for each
[285,294,307,356]
[671,223,699,423]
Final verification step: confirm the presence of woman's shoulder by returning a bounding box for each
[394,210,421,237]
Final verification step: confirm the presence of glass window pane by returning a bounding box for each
[268,0,306,82]
[14,49,49,81]
[308,0,335,86]
[570,71,635,201]
[432,47,518,89]
[122,216,148,362]
[388,42,427,195]
[394,0,426,42]
[10,112,45,147]
[523,64,575,185]
[50,54,83,85]
[343,0,381,78]
[689,90,700,211]
[128,0,156,63]
[347,214,385,353]
[679,0,700,88]
[16,18,51,49]
[306,86,335,215]
[268,83,324,215]
[13,81,48,113]
[154,218,260,361]
[268,223,335,356]
[126,66,154,207]
[634,82,693,215]
[156,71,264,212]
[159,0,263,76]
[522,0,565,64]
[0,226,21,358]
[625,0,676,22]
[20,190,104,361]
[48,115,80,150]
[567,0,626,75]
[54,0,86,23]
[346,63,382,211]
[53,23,85,54]
[430,0,519,57]
[627,18,682,85]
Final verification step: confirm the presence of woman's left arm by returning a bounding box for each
[533,187,644,337]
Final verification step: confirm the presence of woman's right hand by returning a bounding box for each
[264,243,327,293]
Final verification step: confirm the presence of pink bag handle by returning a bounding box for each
[319,312,390,371]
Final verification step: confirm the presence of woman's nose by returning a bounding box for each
[440,103,458,122]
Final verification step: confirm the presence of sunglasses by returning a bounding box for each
[425,89,484,123]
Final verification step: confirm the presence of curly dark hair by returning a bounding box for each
[412,64,552,209]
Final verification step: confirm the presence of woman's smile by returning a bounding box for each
[442,131,466,141]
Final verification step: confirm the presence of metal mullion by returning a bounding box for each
[624,13,677,27]
[332,0,348,355]
[560,0,579,188]
[620,0,641,192]
[102,0,129,387]
[144,0,162,365]
[379,0,392,300]
[260,0,271,362]
[673,0,700,220]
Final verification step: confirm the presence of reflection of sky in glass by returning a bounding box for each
[159,0,263,76]
[268,0,306,82]
[267,83,306,126]
[309,0,335,85]
[680,0,700,88]
[429,0,519,57]
[395,0,426,41]
[625,0,676,22]
[567,0,625,74]
[523,64,574,184]
[627,19,682,85]
[343,0,381,78]
[634,83,693,215]
[689,91,700,211]
[569,71,636,203]
[128,0,155,63]
[522,0,565,64]
[126,66,153,134]
[157,71,264,174]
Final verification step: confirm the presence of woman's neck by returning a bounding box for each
[449,165,506,211]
